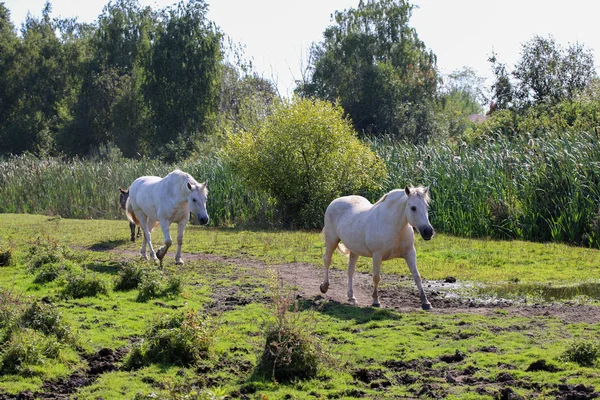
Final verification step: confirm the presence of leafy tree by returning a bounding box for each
[489,35,596,111]
[58,0,156,157]
[223,98,387,229]
[0,3,19,154]
[145,0,222,162]
[436,67,487,138]
[297,0,438,142]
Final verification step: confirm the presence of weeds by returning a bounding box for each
[561,339,600,367]
[114,261,146,291]
[62,272,109,299]
[254,275,324,382]
[136,271,182,302]
[124,309,217,368]
[20,302,75,344]
[0,328,63,376]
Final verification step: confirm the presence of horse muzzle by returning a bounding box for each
[420,225,434,241]
[197,215,209,225]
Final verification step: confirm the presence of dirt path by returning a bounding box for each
[109,249,600,324]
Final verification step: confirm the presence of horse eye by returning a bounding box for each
[410,206,417,211]
[192,198,196,202]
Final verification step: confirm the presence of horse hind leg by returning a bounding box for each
[347,252,358,305]
[320,237,339,294]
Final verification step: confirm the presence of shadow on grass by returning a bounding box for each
[84,261,122,275]
[88,238,129,251]
[298,299,401,324]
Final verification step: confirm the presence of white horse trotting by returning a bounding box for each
[126,169,209,265]
[321,186,434,310]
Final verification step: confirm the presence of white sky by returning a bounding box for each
[3,0,600,99]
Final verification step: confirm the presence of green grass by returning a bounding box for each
[0,213,599,398]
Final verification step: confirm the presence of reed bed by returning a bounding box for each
[1,130,599,248]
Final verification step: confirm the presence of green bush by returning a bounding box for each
[136,271,182,302]
[20,302,75,344]
[255,289,323,382]
[0,328,63,376]
[224,97,387,229]
[62,272,109,299]
[561,339,600,367]
[124,309,216,368]
[26,236,75,272]
[114,262,147,291]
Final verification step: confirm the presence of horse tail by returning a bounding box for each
[126,197,140,227]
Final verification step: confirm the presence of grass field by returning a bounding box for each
[0,214,599,399]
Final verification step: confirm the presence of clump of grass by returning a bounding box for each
[20,301,75,344]
[124,309,217,369]
[0,246,14,267]
[62,272,109,299]
[114,261,147,291]
[32,260,79,284]
[255,281,324,382]
[136,271,183,302]
[27,236,74,271]
[561,339,600,367]
[0,328,64,376]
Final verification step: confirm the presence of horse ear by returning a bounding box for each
[404,186,411,196]
[424,186,430,195]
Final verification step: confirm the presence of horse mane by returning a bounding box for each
[168,169,208,194]
[373,186,430,206]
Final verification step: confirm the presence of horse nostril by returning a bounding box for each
[199,217,209,225]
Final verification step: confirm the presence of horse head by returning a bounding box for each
[405,186,434,241]
[186,181,209,225]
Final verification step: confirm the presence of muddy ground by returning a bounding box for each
[3,250,600,399]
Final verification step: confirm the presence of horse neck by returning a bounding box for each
[373,193,409,230]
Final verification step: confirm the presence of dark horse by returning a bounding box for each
[119,187,141,241]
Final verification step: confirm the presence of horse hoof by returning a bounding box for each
[421,303,432,311]
[348,298,358,305]
[319,283,329,294]
[175,260,184,266]
[371,302,381,308]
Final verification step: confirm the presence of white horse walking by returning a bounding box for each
[126,169,209,265]
[321,186,434,310]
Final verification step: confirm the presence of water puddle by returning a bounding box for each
[476,282,600,302]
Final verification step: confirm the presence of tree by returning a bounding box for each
[58,0,156,157]
[296,0,438,142]
[145,0,222,162]
[0,3,19,154]
[223,98,387,229]
[436,67,487,137]
[489,35,596,111]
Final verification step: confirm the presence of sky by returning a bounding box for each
[3,0,600,99]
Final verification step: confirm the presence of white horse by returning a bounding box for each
[321,186,434,310]
[126,169,209,265]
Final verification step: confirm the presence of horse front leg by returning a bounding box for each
[371,253,383,307]
[174,221,186,265]
[156,221,172,263]
[347,253,358,304]
[405,249,431,310]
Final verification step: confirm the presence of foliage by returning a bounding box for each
[62,272,109,299]
[124,309,216,368]
[0,247,13,267]
[114,261,146,291]
[255,286,323,382]
[0,328,64,376]
[561,339,600,367]
[436,67,487,138]
[223,97,387,228]
[136,270,183,302]
[20,302,75,344]
[297,0,438,142]
[489,35,596,111]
